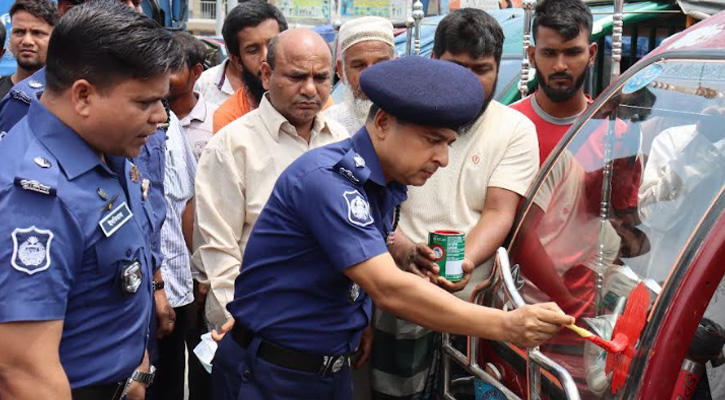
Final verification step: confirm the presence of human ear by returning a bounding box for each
[261,61,272,90]
[71,80,96,118]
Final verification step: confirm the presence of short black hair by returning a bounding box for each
[433,8,504,66]
[9,0,60,27]
[533,0,593,42]
[45,0,179,93]
[222,0,287,59]
[173,32,207,70]
[0,24,5,50]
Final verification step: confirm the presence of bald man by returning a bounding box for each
[192,29,349,330]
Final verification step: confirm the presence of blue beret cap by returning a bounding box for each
[359,56,485,131]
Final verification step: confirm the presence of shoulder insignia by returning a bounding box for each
[338,167,360,185]
[10,90,32,105]
[14,177,56,196]
[28,79,44,89]
[343,190,374,227]
[11,226,54,275]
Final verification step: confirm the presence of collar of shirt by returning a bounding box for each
[530,92,593,126]
[28,100,105,180]
[215,59,235,96]
[258,94,332,142]
[181,92,209,127]
[350,128,407,201]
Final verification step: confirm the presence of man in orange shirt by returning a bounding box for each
[212,0,287,133]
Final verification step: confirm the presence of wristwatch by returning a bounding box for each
[131,365,156,387]
[153,280,165,292]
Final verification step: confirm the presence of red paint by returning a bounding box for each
[606,283,651,394]
[434,230,462,235]
[585,332,626,353]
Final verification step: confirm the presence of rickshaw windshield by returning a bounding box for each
[506,58,725,398]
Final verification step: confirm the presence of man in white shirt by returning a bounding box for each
[192,28,348,330]
[372,9,539,399]
[169,33,219,161]
[323,16,394,134]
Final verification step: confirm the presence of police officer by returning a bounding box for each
[0,0,167,272]
[0,2,176,399]
[211,56,576,400]
[0,0,171,356]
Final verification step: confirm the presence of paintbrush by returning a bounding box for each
[564,323,627,353]
[606,282,651,393]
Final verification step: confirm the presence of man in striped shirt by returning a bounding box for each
[151,113,198,400]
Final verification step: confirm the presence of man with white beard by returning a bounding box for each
[324,17,395,134]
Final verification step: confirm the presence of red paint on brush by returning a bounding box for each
[606,282,651,394]
[586,332,627,353]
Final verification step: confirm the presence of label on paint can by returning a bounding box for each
[428,230,465,281]
[474,378,507,400]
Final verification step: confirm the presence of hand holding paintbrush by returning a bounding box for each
[558,282,651,394]
[564,323,627,353]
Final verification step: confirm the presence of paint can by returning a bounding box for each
[474,363,506,400]
[428,230,465,282]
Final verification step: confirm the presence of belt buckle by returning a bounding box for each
[319,355,348,376]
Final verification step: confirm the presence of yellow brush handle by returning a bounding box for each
[565,324,592,338]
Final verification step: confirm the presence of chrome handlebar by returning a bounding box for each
[493,248,582,400]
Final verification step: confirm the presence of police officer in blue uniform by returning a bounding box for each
[211,56,576,400]
[0,0,167,276]
[0,3,177,399]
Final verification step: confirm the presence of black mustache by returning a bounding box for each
[549,73,573,81]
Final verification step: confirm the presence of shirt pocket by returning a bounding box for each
[139,140,166,186]
[92,221,149,294]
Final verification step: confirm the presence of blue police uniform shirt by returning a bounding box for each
[0,68,46,137]
[0,101,155,388]
[228,128,407,355]
[0,68,166,269]
[137,122,166,271]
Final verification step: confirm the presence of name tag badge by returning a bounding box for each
[99,202,133,237]
[122,260,143,294]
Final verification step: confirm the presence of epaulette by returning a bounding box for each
[333,149,371,187]
[13,141,59,197]
[9,89,33,105]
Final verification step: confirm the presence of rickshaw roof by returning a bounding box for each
[395,0,677,58]
[644,9,725,57]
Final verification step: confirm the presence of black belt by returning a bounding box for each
[71,380,127,400]
[232,325,350,377]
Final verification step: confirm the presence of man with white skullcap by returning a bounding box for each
[324,16,395,134]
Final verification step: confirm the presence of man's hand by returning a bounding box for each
[212,318,234,343]
[402,243,439,280]
[503,303,574,348]
[352,324,373,369]
[195,281,209,307]
[436,258,475,293]
[125,381,146,400]
[126,350,150,400]
[155,289,176,339]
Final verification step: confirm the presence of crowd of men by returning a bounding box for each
[0,0,600,398]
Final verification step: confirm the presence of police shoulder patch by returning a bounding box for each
[343,190,374,227]
[11,226,54,275]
